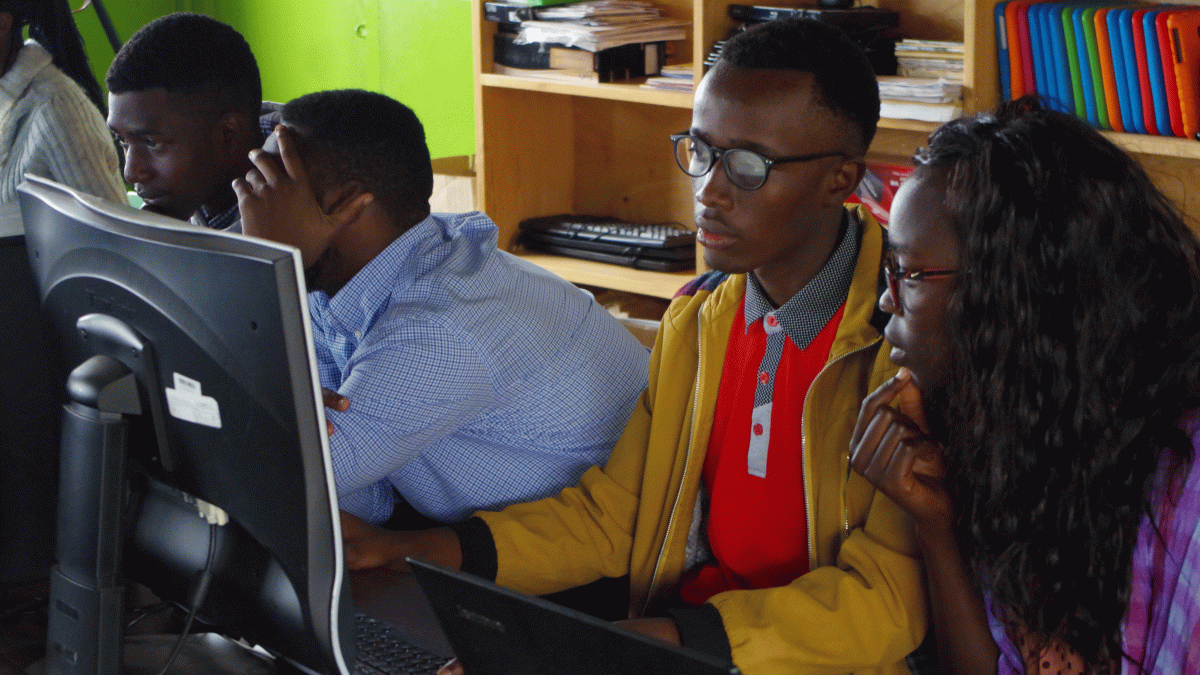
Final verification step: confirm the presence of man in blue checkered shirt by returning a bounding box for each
[235,89,649,526]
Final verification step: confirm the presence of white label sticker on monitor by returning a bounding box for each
[166,373,222,429]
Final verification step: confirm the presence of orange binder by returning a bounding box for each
[1168,10,1200,139]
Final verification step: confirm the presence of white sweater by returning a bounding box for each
[0,41,124,235]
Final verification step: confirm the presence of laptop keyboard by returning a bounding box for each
[353,612,449,675]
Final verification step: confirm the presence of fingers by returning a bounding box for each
[322,388,349,412]
[892,368,930,433]
[852,369,914,452]
[273,124,309,185]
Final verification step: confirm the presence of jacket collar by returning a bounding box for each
[743,209,859,349]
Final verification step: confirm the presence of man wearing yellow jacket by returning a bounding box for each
[342,17,924,675]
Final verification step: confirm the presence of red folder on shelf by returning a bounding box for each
[1168,10,1200,139]
[1007,0,1050,98]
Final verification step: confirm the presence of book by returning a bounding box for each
[894,39,964,53]
[879,99,963,122]
[493,40,665,82]
[493,63,605,83]
[727,4,899,31]
[493,32,664,77]
[877,76,962,103]
[485,1,659,24]
[518,17,688,51]
[534,1,659,21]
[485,2,538,24]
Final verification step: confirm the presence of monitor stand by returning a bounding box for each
[40,316,284,675]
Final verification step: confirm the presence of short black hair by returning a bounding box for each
[282,89,434,228]
[105,12,261,118]
[719,18,880,154]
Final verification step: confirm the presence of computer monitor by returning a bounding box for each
[17,175,355,674]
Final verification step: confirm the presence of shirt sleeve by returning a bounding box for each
[324,318,497,498]
[31,86,124,204]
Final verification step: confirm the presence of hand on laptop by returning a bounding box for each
[615,617,682,646]
[340,511,463,572]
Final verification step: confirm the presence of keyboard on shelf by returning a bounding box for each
[353,613,448,675]
[517,215,696,272]
[518,215,696,248]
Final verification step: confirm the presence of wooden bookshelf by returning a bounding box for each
[471,0,1200,301]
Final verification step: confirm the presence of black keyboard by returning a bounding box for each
[353,613,448,675]
[517,215,696,272]
[518,215,696,249]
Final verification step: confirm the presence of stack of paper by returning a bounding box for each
[877,76,963,123]
[518,16,689,51]
[895,39,964,83]
[641,62,694,92]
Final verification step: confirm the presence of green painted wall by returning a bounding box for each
[72,0,475,159]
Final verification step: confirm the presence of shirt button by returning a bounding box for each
[354,330,363,339]
[764,312,782,334]
[758,371,769,384]
[753,423,764,436]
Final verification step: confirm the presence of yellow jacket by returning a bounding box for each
[477,207,924,674]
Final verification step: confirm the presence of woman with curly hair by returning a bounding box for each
[851,97,1200,675]
[1,0,123,231]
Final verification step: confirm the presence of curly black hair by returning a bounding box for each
[105,12,260,119]
[282,89,433,229]
[718,17,880,155]
[3,0,106,113]
[918,97,1200,672]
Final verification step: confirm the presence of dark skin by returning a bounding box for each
[690,62,865,306]
[108,89,261,221]
[340,64,868,657]
[849,172,999,675]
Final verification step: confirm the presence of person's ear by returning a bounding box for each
[822,156,867,207]
[319,181,372,226]
[217,110,249,154]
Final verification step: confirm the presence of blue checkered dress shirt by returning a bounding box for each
[311,212,650,523]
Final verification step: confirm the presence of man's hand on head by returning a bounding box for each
[232,124,372,267]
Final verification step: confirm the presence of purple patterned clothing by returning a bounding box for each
[988,409,1200,674]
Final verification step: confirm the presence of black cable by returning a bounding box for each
[153,521,219,675]
[86,0,122,53]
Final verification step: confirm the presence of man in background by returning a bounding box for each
[106,12,277,231]
[234,89,649,530]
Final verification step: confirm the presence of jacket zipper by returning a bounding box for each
[801,336,882,561]
[642,306,705,615]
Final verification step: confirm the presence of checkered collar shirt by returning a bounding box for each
[189,103,283,233]
[195,201,240,231]
[309,212,650,524]
[743,209,860,349]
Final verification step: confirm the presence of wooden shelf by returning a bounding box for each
[480,73,694,108]
[517,253,696,299]
[473,0,1200,312]
[1105,132,1200,160]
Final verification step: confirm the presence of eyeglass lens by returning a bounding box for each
[674,136,768,190]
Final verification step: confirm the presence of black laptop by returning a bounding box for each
[407,558,742,675]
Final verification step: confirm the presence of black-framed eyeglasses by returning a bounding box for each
[883,250,959,312]
[670,133,847,191]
